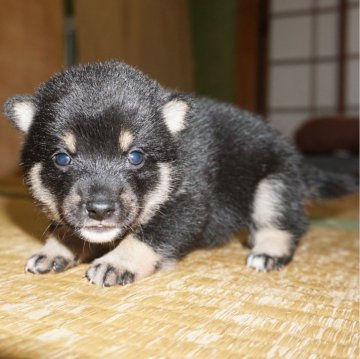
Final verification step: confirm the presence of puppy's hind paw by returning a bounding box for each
[247,253,291,272]
[25,253,77,274]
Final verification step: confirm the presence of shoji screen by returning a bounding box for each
[267,0,359,138]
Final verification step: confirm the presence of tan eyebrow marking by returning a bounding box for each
[119,130,134,152]
[63,132,77,153]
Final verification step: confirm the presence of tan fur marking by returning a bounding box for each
[119,130,134,152]
[25,235,77,273]
[252,178,284,227]
[162,100,188,134]
[40,235,76,258]
[63,132,77,153]
[138,163,172,225]
[28,163,60,221]
[99,234,162,279]
[13,101,35,133]
[252,228,292,257]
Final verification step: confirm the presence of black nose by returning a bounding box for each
[86,201,116,221]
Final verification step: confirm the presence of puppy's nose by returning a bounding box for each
[86,201,116,221]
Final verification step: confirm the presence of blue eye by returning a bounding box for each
[54,152,72,166]
[128,150,144,166]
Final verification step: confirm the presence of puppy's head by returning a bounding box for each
[4,62,190,243]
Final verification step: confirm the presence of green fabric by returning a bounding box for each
[189,0,238,103]
[311,219,359,231]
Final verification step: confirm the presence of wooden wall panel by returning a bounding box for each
[237,0,260,113]
[237,0,268,115]
[74,0,194,92]
[0,0,64,178]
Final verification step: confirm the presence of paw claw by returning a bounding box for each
[52,256,70,272]
[119,271,135,286]
[247,253,291,272]
[25,253,76,274]
[85,261,136,287]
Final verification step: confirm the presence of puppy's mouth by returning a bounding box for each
[79,224,123,243]
[85,224,116,232]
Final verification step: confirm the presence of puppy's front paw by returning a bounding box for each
[25,253,77,274]
[247,253,291,272]
[85,261,135,287]
[85,234,164,287]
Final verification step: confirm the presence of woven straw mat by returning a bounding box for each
[0,178,358,358]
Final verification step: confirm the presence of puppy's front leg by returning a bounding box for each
[85,193,207,287]
[25,233,79,274]
[85,234,165,287]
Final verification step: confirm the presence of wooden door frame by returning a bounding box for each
[236,0,269,117]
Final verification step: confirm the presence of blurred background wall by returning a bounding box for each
[0,0,64,178]
[0,0,358,178]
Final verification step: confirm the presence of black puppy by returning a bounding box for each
[4,61,357,287]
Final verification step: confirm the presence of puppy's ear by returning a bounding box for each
[161,96,190,135]
[3,95,36,134]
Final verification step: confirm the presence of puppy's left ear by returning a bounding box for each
[161,96,190,135]
[3,95,36,134]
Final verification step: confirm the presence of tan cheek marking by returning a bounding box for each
[137,163,173,225]
[28,163,60,221]
[62,186,81,218]
[119,130,134,152]
[63,132,77,153]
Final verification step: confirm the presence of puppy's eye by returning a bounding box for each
[128,150,144,166]
[54,152,72,166]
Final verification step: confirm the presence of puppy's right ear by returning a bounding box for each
[3,95,36,134]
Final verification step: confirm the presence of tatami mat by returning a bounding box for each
[0,181,358,358]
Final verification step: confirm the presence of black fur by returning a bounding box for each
[3,61,358,285]
[301,163,358,199]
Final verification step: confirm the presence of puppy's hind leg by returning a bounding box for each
[247,176,308,272]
